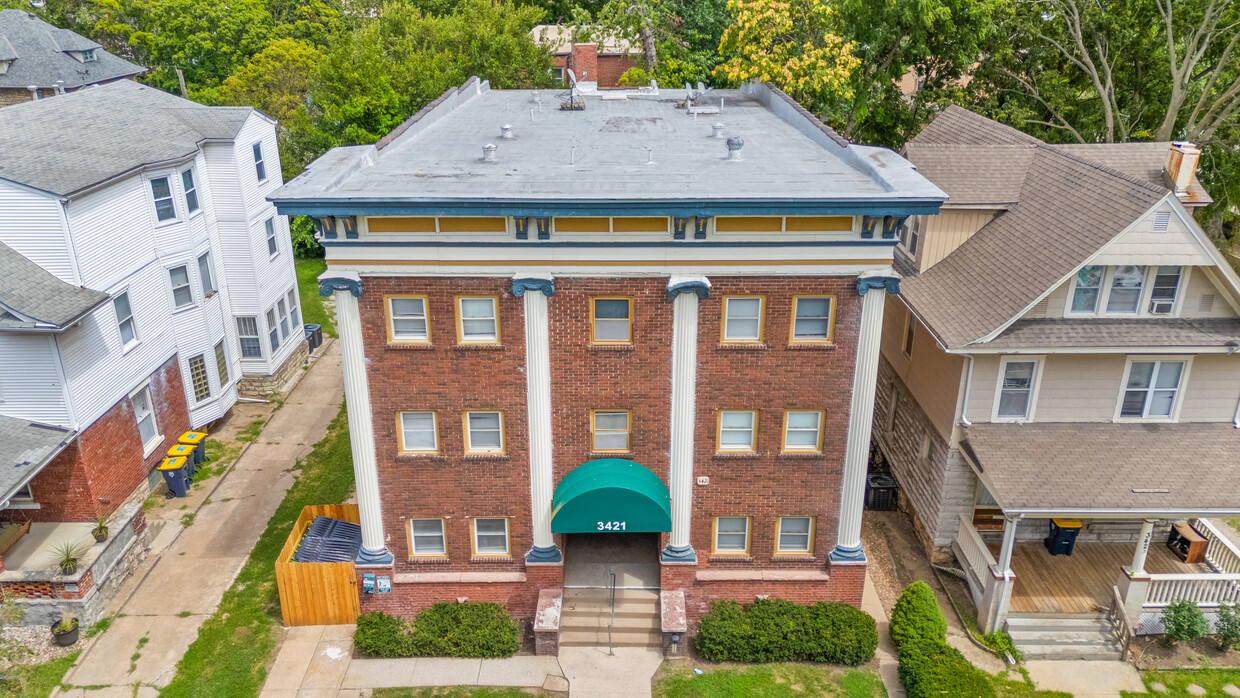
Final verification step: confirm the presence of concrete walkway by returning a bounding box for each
[1024,659,1145,698]
[55,341,344,696]
[861,571,903,698]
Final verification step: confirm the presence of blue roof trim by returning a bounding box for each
[271,198,945,219]
[320,239,900,249]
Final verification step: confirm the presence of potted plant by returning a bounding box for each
[51,612,78,646]
[91,513,110,543]
[52,540,88,576]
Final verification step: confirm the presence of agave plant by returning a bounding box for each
[51,540,89,576]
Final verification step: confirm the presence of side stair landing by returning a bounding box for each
[1005,614,1124,660]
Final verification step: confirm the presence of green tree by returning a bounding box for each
[218,38,320,123]
[141,0,274,91]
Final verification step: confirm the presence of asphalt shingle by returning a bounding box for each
[985,317,1240,350]
[0,241,109,329]
[0,9,142,90]
[0,415,73,503]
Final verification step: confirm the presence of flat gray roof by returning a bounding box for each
[273,80,945,212]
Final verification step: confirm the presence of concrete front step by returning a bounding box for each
[560,588,661,648]
[1006,614,1122,661]
[559,628,662,648]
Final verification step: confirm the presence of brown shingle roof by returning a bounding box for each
[962,422,1240,514]
[901,143,1032,207]
[1054,142,1211,205]
[984,318,1240,350]
[910,105,1041,147]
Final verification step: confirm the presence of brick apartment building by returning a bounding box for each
[530,24,641,88]
[272,78,944,649]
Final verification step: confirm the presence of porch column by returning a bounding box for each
[513,275,561,563]
[1130,519,1156,576]
[981,515,1019,633]
[832,270,900,562]
[319,272,392,565]
[663,276,710,563]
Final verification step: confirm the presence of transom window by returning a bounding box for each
[398,411,438,453]
[1149,266,1182,314]
[782,410,823,452]
[113,292,137,348]
[996,359,1038,420]
[473,518,510,556]
[236,316,262,357]
[188,354,210,401]
[168,265,193,308]
[265,218,278,256]
[591,410,631,452]
[132,386,159,448]
[388,296,430,343]
[197,253,216,296]
[713,517,750,554]
[457,296,499,344]
[409,518,446,556]
[253,142,267,182]
[1121,360,1185,419]
[150,177,176,222]
[717,410,757,452]
[722,297,763,343]
[777,516,813,553]
[464,411,504,453]
[591,297,633,344]
[790,296,833,343]
[1106,265,1146,313]
[181,168,199,214]
[214,340,230,387]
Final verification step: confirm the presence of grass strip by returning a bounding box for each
[655,662,885,698]
[159,403,353,697]
[296,258,337,338]
[1123,668,1240,697]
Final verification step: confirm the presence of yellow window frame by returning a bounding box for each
[455,295,501,345]
[788,295,836,344]
[781,409,825,453]
[775,516,816,555]
[396,411,439,454]
[716,410,758,453]
[471,517,511,557]
[720,295,765,344]
[385,294,432,345]
[590,296,633,345]
[591,409,632,453]
[408,517,448,557]
[463,411,506,454]
[712,516,751,555]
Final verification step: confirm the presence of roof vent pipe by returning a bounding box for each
[711,123,724,138]
[726,136,744,161]
[500,124,513,139]
[27,85,38,100]
[482,143,498,162]
[55,80,65,95]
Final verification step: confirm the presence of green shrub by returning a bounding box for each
[694,598,877,665]
[981,629,1023,662]
[907,653,996,698]
[1217,602,1240,651]
[889,581,947,649]
[354,610,411,658]
[1162,600,1209,646]
[896,638,963,690]
[409,602,520,658]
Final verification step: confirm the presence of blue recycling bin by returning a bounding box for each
[158,456,190,498]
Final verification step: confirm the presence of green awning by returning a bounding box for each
[551,459,672,534]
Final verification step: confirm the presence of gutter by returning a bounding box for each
[959,355,975,427]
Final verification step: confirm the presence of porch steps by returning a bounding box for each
[559,588,661,648]
[1005,614,1124,660]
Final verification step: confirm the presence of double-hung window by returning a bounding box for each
[457,296,499,344]
[150,177,176,222]
[188,354,211,401]
[197,253,216,296]
[717,410,757,452]
[131,386,159,449]
[591,298,632,344]
[776,516,814,554]
[722,297,763,343]
[181,168,199,214]
[1120,360,1185,419]
[409,518,446,556]
[1106,265,1146,313]
[1149,266,1182,314]
[398,411,438,453]
[713,517,750,554]
[266,308,280,351]
[1070,265,1104,313]
[790,296,833,343]
[464,411,504,453]
[113,292,137,348]
[277,299,291,340]
[265,218,278,256]
[473,518,509,556]
[287,290,301,329]
[169,265,193,308]
[214,341,230,387]
[388,296,430,343]
[253,142,267,182]
[996,359,1038,420]
[591,410,631,452]
[236,316,262,357]
[782,410,823,453]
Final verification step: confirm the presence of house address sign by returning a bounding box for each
[597,521,627,531]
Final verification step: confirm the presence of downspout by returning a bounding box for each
[51,334,79,431]
[960,354,975,427]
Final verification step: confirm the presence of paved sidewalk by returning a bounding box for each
[559,646,662,698]
[861,571,903,698]
[55,341,344,696]
[1024,659,1145,698]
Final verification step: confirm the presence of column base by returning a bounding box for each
[356,546,394,565]
[526,544,562,564]
[829,544,867,563]
[661,544,697,563]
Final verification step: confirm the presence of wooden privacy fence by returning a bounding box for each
[275,504,361,626]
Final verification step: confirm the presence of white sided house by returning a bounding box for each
[0,81,301,623]
[876,106,1240,658]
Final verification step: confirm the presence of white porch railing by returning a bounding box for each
[956,513,997,584]
[1143,573,1240,608]
[1193,519,1240,575]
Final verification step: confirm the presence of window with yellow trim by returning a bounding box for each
[472,518,509,556]
[782,410,823,452]
[592,410,631,452]
[717,410,757,452]
[464,411,504,453]
[790,296,834,343]
[456,296,500,344]
[409,518,446,556]
[398,411,438,453]
[722,296,763,343]
[387,295,430,343]
[713,516,750,554]
[591,297,632,344]
[776,516,814,553]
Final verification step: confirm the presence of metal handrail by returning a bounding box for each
[608,572,616,656]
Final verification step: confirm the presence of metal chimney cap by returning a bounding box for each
[711,123,725,138]
[500,124,514,139]
[482,143,498,162]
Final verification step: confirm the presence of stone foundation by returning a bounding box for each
[238,339,309,397]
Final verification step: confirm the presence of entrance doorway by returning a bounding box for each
[561,533,661,648]
[563,532,660,589]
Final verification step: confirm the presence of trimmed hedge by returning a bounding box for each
[889,580,946,649]
[354,602,520,658]
[695,598,878,665]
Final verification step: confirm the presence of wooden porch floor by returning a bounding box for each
[986,541,1207,614]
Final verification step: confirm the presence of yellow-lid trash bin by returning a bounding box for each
[157,457,190,498]
[167,444,196,458]
[178,431,207,445]
[1051,518,1083,528]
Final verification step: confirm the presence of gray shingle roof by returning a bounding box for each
[0,9,143,90]
[0,415,73,504]
[0,241,109,330]
[984,318,1240,350]
[962,422,1240,514]
[0,79,254,196]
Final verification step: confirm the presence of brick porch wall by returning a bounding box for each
[356,564,565,620]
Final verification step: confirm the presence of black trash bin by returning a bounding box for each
[304,324,323,352]
[865,472,899,511]
[158,456,191,498]
[1043,518,1083,556]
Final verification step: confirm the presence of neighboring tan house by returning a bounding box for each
[875,105,1240,658]
[0,9,143,106]
[0,80,301,625]
[530,24,641,88]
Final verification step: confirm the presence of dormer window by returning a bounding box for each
[1149,266,1182,314]
[81,48,96,62]
[1067,265,1183,317]
[1105,265,1145,313]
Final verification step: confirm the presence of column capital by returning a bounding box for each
[319,273,362,298]
[856,270,900,296]
[666,275,711,301]
[512,274,555,297]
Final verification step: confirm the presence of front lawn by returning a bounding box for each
[654,662,885,698]
[1123,668,1240,697]
[295,257,337,338]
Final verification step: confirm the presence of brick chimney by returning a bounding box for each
[1167,141,1201,195]
[569,43,598,84]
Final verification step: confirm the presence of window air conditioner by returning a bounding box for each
[1150,300,1174,314]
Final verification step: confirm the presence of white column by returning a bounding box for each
[513,276,560,563]
[1131,519,1156,576]
[319,273,392,565]
[832,271,899,562]
[663,276,709,563]
[997,515,1018,577]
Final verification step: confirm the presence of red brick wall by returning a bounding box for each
[660,561,866,628]
[358,564,564,620]
[2,355,189,523]
[596,55,640,87]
